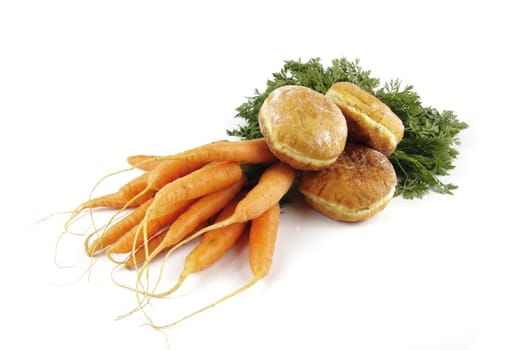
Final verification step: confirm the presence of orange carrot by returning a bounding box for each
[166,161,295,253]
[152,203,281,329]
[147,159,207,191]
[84,198,154,256]
[187,195,248,273]
[114,173,153,203]
[77,172,154,211]
[143,175,247,266]
[145,161,244,221]
[248,203,280,279]
[107,198,195,256]
[146,194,248,297]
[124,228,167,269]
[156,138,277,164]
[127,155,164,171]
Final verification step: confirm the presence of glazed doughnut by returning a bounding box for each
[326,82,404,155]
[258,85,348,170]
[298,143,397,222]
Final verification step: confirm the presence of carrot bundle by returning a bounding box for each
[65,137,294,330]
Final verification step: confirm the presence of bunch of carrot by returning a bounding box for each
[65,138,296,327]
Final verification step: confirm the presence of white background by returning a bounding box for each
[2,1,524,349]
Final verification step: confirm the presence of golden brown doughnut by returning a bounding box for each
[258,85,348,170]
[298,143,397,222]
[325,82,404,155]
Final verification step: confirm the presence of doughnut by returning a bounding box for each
[298,143,397,222]
[258,85,348,170]
[326,82,404,155]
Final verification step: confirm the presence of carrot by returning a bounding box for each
[151,203,281,329]
[147,159,207,191]
[112,173,153,203]
[127,155,164,171]
[73,172,154,212]
[248,204,280,279]
[144,161,244,221]
[107,198,195,256]
[84,198,154,256]
[142,175,247,266]
[145,193,248,297]
[155,138,277,164]
[185,195,248,273]
[165,161,295,254]
[128,138,275,168]
[124,228,167,269]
